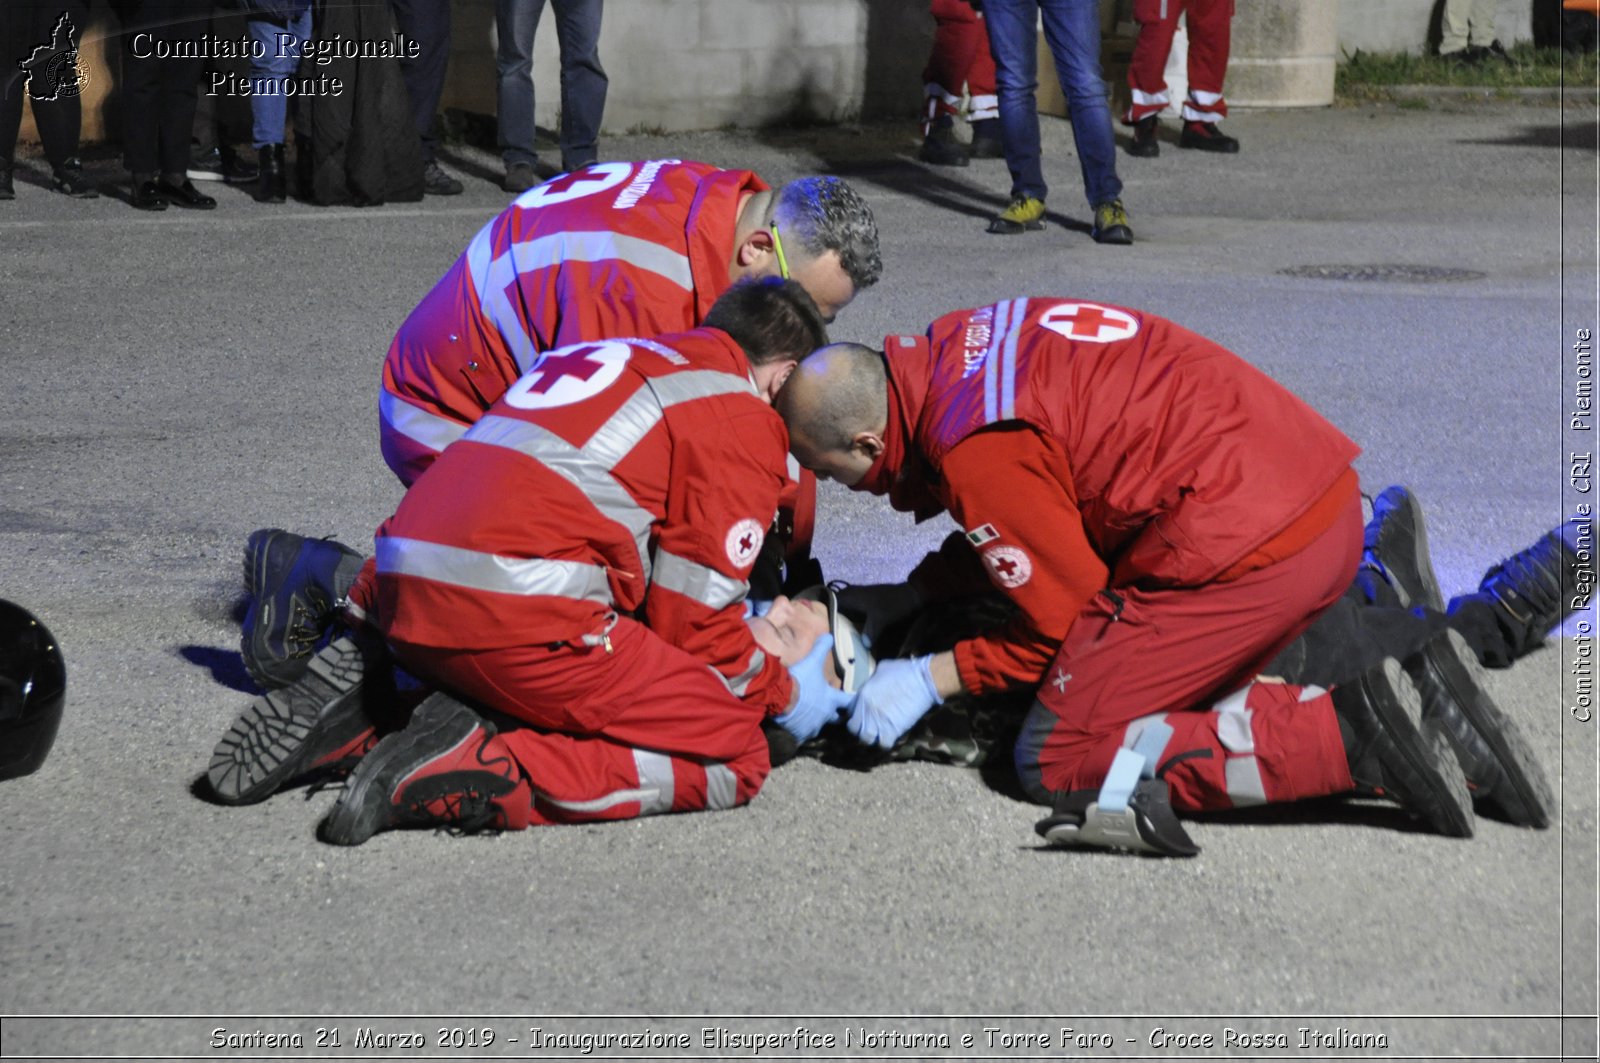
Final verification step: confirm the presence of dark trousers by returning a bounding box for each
[112,0,211,175]
[387,0,450,164]
[0,0,91,170]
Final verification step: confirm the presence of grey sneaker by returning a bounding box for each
[422,161,463,196]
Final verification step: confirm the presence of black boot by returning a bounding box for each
[256,144,287,203]
[1334,658,1473,837]
[0,165,13,201]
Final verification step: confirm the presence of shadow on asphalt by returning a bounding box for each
[178,644,258,695]
[1459,122,1600,150]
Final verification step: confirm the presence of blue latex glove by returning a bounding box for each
[845,654,942,750]
[772,634,853,744]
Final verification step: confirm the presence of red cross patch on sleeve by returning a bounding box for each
[982,545,1032,589]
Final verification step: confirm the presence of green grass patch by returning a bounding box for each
[1336,42,1592,95]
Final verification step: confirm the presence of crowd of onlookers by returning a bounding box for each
[1,0,1583,222]
[0,0,605,208]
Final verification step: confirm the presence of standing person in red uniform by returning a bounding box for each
[237,161,882,690]
[919,0,1003,167]
[1123,0,1241,157]
[213,279,855,841]
[776,299,1554,855]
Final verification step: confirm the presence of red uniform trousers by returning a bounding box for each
[1015,491,1362,813]
[1124,0,1234,125]
[923,0,998,134]
[390,617,771,827]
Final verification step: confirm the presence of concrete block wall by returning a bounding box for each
[440,0,933,137]
[1337,0,1533,56]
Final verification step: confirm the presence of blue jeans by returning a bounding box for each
[982,0,1122,208]
[246,9,310,148]
[495,0,608,171]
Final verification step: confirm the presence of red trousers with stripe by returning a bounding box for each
[1123,0,1234,124]
[390,618,771,826]
[924,0,998,132]
[1015,492,1362,813]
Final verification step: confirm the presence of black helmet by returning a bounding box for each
[0,600,66,781]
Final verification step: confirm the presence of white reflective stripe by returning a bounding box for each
[982,299,1015,424]
[476,232,694,376]
[343,600,367,625]
[582,389,666,471]
[724,647,767,698]
[466,414,655,581]
[633,749,675,815]
[704,764,739,811]
[786,452,801,481]
[924,83,962,108]
[647,368,759,408]
[379,389,470,454]
[1131,87,1169,107]
[376,537,613,604]
[466,218,495,301]
[1121,712,1170,749]
[1225,756,1268,807]
[652,547,749,609]
[1000,297,1026,419]
[1182,103,1226,123]
[1213,685,1255,753]
[1297,684,1327,703]
[1188,89,1224,106]
[968,95,999,121]
[534,748,675,816]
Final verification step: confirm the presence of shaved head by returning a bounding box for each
[776,342,888,486]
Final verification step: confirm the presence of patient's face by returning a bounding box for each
[747,595,841,689]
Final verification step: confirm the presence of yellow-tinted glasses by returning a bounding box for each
[769,222,791,280]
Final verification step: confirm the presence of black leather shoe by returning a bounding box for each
[1178,121,1240,153]
[256,145,288,203]
[1128,115,1160,157]
[157,178,217,209]
[131,180,169,211]
[52,158,99,198]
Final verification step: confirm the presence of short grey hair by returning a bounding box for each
[768,177,883,290]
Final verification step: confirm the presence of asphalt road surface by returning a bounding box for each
[2,97,1597,1061]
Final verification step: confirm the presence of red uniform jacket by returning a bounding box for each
[874,299,1360,694]
[376,328,795,718]
[380,159,766,483]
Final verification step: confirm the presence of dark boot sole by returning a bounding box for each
[1364,659,1474,837]
[1374,487,1445,610]
[1409,631,1553,828]
[319,693,481,846]
[209,635,374,804]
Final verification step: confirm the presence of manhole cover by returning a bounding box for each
[1279,264,1486,283]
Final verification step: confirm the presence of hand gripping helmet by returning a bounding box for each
[0,600,66,781]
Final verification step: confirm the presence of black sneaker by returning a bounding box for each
[51,158,99,198]
[208,633,391,804]
[1335,658,1474,837]
[502,162,540,193]
[1363,485,1445,610]
[918,124,969,167]
[422,161,463,196]
[188,145,260,184]
[319,692,524,846]
[1035,778,1200,857]
[1178,121,1240,153]
[1404,631,1553,828]
[240,529,365,690]
[1128,115,1160,157]
[968,118,1003,159]
[1476,517,1594,657]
